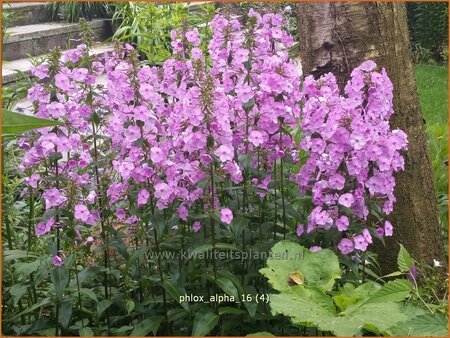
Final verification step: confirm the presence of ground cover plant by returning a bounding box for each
[1,6,448,337]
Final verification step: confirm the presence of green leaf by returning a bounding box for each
[397,244,414,272]
[14,259,42,278]
[259,241,341,292]
[247,332,274,336]
[216,277,239,300]
[2,109,62,136]
[332,282,380,312]
[125,299,135,315]
[11,297,52,320]
[192,309,219,336]
[130,316,163,336]
[367,279,413,303]
[80,288,98,303]
[9,284,29,306]
[269,285,336,327]
[218,307,244,316]
[50,265,69,302]
[3,249,37,261]
[386,313,448,336]
[78,327,94,336]
[162,280,189,312]
[59,301,72,329]
[97,299,113,317]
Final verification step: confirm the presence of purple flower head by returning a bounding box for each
[43,188,66,210]
[74,204,90,222]
[215,145,234,163]
[178,205,189,221]
[137,188,150,207]
[220,208,233,224]
[35,217,55,237]
[296,224,304,237]
[52,255,63,267]
[116,208,126,220]
[384,220,393,236]
[407,263,417,288]
[25,173,40,189]
[336,215,349,231]
[354,235,369,251]
[309,246,322,252]
[338,193,355,208]
[338,238,354,255]
[193,220,202,233]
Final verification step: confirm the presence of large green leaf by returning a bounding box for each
[259,241,341,292]
[366,279,412,303]
[386,313,448,336]
[191,309,219,336]
[130,316,163,336]
[332,282,380,311]
[269,285,337,328]
[2,109,62,136]
[327,303,425,336]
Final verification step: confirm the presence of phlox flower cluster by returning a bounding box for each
[18,9,406,264]
[295,61,407,254]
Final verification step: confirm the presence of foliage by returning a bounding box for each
[407,2,448,63]
[1,2,22,41]
[2,109,62,137]
[46,1,111,23]
[1,5,446,337]
[414,64,448,250]
[260,241,448,336]
[111,2,217,64]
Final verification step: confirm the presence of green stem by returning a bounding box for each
[152,226,170,335]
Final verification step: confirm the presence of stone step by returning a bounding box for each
[2,19,112,61]
[2,43,114,85]
[2,2,49,26]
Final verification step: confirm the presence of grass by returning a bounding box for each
[414,64,448,248]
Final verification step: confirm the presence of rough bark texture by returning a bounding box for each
[297,2,445,273]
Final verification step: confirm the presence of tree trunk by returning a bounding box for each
[297,2,445,273]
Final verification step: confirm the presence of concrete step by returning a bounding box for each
[2,43,114,85]
[2,19,112,61]
[2,2,49,26]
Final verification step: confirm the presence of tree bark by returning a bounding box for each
[297,2,445,273]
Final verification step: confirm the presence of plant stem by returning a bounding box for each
[91,119,111,333]
[152,226,170,335]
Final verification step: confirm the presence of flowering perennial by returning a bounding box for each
[18,10,406,266]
